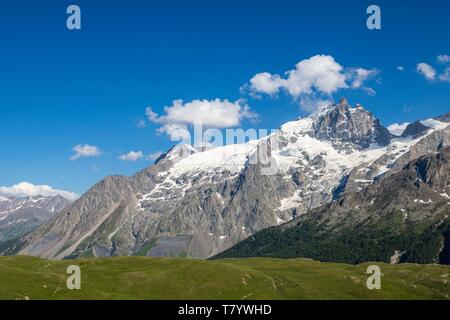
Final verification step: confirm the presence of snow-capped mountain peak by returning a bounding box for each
[9,101,450,260]
[310,100,392,149]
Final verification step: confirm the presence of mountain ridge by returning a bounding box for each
[0,195,71,245]
[3,101,450,260]
[213,147,450,264]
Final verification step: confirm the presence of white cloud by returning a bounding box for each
[118,151,143,161]
[135,118,146,128]
[147,151,163,161]
[146,99,257,138]
[417,61,450,82]
[70,144,102,160]
[416,63,436,81]
[396,66,404,71]
[437,54,450,64]
[0,182,78,201]
[363,87,377,96]
[145,107,159,122]
[350,68,379,89]
[157,123,191,141]
[387,122,410,136]
[249,72,283,96]
[248,55,378,111]
[438,66,450,82]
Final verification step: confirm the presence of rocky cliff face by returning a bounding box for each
[7,101,450,259]
[312,99,392,149]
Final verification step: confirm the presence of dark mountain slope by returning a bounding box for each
[213,147,450,264]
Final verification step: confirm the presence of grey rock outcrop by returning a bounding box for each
[401,121,430,138]
[312,99,392,149]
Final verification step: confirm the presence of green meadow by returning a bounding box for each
[0,256,448,300]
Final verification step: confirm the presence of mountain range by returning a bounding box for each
[2,99,450,263]
[0,195,71,248]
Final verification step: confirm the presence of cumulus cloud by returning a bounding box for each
[397,66,404,71]
[387,122,410,136]
[0,182,78,200]
[118,151,143,161]
[416,63,437,81]
[70,144,102,160]
[247,55,378,111]
[135,118,146,128]
[437,54,450,64]
[249,55,347,96]
[438,66,450,82]
[417,60,450,82]
[249,72,284,96]
[146,99,257,138]
[145,107,159,122]
[350,68,379,89]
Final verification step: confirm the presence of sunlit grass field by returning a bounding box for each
[0,256,448,300]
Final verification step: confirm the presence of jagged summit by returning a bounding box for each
[339,97,348,105]
[401,121,430,138]
[280,99,392,151]
[311,99,392,149]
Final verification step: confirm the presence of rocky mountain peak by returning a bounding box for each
[311,99,392,149]
[436,111,450,123]
[338,97,349,105]
[401,121,430,138]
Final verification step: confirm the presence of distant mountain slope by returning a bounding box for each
[213,147,450,264]
[0,195,71,244]
[5,101,450,260]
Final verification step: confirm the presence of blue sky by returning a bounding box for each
[0,0,449,196]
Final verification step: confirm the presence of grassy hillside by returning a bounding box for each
[0,256,449,300]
